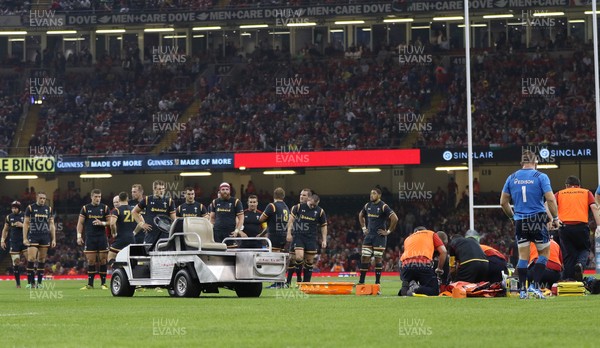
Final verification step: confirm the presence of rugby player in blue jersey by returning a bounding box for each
[500,150,560,299]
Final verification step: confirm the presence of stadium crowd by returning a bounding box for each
[45,0,369,12]
[0,32,593,155]
[167,50,432,153]
[0,74,23,157]
[32,54,196,155]
[418,46,596,148]
[0,0,29,15]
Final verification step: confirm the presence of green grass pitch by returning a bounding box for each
[1,277,599,348]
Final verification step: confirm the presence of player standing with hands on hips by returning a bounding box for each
[357,188,398,286]
[500,150,560,299]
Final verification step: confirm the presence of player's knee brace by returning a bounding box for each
[373,249,384,258]
[361,247,373,258]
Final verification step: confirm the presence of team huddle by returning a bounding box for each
[2,152,596,296]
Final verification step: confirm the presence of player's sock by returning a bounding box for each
[532,255,548,288]
[303,261,313,282]
[99,264,107,285]
[27,262,35,286]
[375,263,383,284]
[14,266,21,286]
[517,259,528,290]
[87,265,96,287]
[295,259,303,282]
[36,269,44,286]
[286,265,294,285]
[359,263,368,284]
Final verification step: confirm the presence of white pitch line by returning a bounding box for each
[0,312,39,317]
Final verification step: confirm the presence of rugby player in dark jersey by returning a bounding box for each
[132,180,176,247]
[1,201,26,288]
[283,188,312,284]
[209,183,244,244]
[176,187,208,218]
[241,194,265,249]
[77,189,110,290]
[23,192,56,288]
[259,187,290,288]
[358,188,398,286]
[287,193,327,283]
[129,184,146,244]
[108,192,142,267]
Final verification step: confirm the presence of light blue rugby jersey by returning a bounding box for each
[502,168,552,220]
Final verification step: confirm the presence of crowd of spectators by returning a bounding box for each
[3,31,597,155]
[50,0,217,12]
[0,0,29,15]
[45,0,373,12]
[166,46,432,153]
[416,45,597,148]
[0,74,23,157]
[31,49,197,155]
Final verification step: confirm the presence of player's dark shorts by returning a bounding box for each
[110,235,135,252]
[293,234,317,252]
[268,233,287,251]
[515,213,550,246]
[362,233,387,248]
[85,234,109,252]
[10,239,27,254]
[27,233,50,246]
[456,260,489,283]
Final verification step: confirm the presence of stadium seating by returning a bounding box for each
[0,0,30,15]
